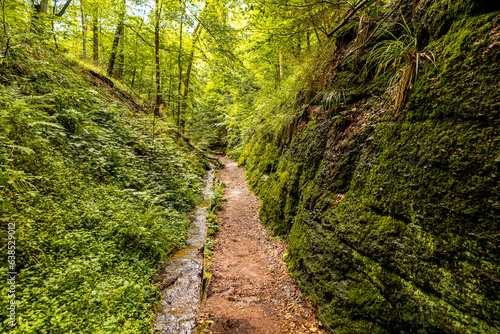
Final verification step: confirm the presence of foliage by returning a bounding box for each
[0,42,205,333]
[3,0,499,333]
[203,238,216,259]
[206,212,220,237]
[206,173,225,236]
[363,12,437,112]
[209,174,226,213]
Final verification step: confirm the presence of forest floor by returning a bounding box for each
[196,157,325,334]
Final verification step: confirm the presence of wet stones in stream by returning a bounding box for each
[154,168,214,334]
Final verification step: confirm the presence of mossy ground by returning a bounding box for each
[240,1,500,333]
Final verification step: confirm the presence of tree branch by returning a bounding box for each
[326,0,374,38]
[55,0,72,17]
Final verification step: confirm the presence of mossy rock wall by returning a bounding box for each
[240,1,500,333]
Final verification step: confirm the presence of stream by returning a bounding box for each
[154,167,214,334]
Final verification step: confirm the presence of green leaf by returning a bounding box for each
[27,121,64,129]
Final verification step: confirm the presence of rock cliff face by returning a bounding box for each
[239,1,500,333]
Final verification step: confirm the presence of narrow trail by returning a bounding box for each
[196,157,325,334]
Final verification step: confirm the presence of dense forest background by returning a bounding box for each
[1,0,499,332]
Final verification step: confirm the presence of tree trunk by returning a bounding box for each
[33,0,48,32]
[139,66,144,88]
[279,52,283,81]
[80,1,87,60]
[168,59,173,118]
[153,0,162,118]
[131,66,136,87]
[54,0,72,16]
[177,18,183,128]
[180,22,201,114]
[93,17,98,64]
[107,0,125,75]
[36,0,49,14]
[314,26,321,45]
[297,32,301,55]
[35,0,73,16]
[107,21,124,75]
[51,0,58,47]
[117,33,125,78]
[130,38,138,87]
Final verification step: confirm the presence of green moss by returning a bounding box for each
[240,3,500,333]
[409,12,500,121]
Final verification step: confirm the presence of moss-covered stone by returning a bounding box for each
[240,1,500,333]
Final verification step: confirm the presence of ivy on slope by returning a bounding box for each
[0,43,205,333]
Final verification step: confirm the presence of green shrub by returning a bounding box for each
[209,176,226,213]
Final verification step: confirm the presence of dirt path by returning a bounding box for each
[196,157,325,334]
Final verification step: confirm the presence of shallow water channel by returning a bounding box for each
[154,167,214,334]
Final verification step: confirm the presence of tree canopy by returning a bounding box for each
[1,0,390,151]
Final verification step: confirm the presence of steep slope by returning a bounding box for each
[239,1,500,333]
[0,43,207,333]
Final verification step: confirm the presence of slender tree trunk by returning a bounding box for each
[80,1,87,60]
[307,17,322,46]
[1,0,6,33]
[177,18,183,128]
[180,22,200,114]
[51,0,58,48]
[93,17,98,64]
[107,0,125,75]
[107,21,124,75]
[153,0,162,118]
[314,27,321,45]
[168,59,173,118]
[297,32,301,55]
[55,0,73,16]
[279,52,283,81]
[131,66,136,87]
[130,38,138,87]
[117,34,124,78]
[306,31,310,51]
[139,66,144,89]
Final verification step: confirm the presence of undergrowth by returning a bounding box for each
[363,11,437,112]
[203,173,226,261]
[0,42,206,333]
[206,174,225,238]
[209,173,226,213]
[202,172,226,304]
